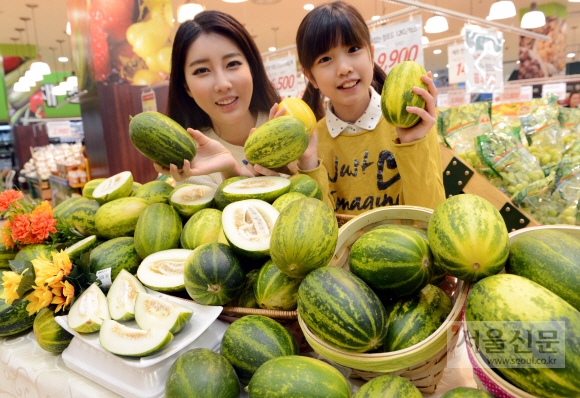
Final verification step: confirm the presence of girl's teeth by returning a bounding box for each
[342,81,356,88]
[217,98,236,105]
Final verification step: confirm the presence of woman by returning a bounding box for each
[567,91,580,108]
[154,10,281,187]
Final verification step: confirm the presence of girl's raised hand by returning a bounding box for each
[395,71,438,144]
[153,128,243,182]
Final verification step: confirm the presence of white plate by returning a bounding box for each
[55,289,223,368]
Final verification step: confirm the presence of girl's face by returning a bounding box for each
[184,33,253,127]
[307,43,374,116]
[570,93,580,108]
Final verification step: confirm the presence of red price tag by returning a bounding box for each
[270,75,295,92]
[376,45,420,72]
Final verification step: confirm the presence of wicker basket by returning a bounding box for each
[464,224,580,398]
[299,206,470,394]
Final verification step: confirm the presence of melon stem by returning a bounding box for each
[207,284,221,293]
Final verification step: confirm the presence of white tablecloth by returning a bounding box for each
[1,329,477,398]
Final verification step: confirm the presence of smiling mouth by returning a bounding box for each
[216,97,237,105]
[338,80,359,89]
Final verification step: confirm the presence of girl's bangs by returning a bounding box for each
[308,12,364,59]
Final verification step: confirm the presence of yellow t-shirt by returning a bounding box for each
[301,116,445,215]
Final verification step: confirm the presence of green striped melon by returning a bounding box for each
[89,237,141,282]
[165,348,239,398]
[67,283,110,333]
[134,292,192,334]
[70,199,100,236]
[381,60,428,128]
[65,235,98,261]
[169,184,214,218]
[441,387,493,398]
[270,198,338,278]
[287,174,323,200]
[14,244,53,262]
[430,261,447,286]
[221,176,290,203]
[82,178,106,200]
[99,319,172,356]
[220,314,299,385]
[181,208,222,250]
[107,269,146,321]
[131,180,174,204]
[95,197,150,239]
[92,171,134,204]
[227,269,259,308]
[33,307,73,353]
[465,274,580,398]
[129,111,197,169]
[137,249,191,292]
[247,355,351,398]
[298,266,388,352]
[254,259,301,310]
[244,116,309,169]
[0,286,36,337]
[271,192,307,212]
[184,242,245,305]
[383,284,452,352]
[428,194,509,282]
[131,182,143,193]
[53,196,87,225]
[507,229,580,311]
[134,203,182,259]
[222,200,279,258]
[349,225,433,299]
[0,242,18,269]
[214,176,248,211]
[353,375,422,398]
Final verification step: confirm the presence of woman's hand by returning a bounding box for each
[395,72,437,144]
[153,128,243,182]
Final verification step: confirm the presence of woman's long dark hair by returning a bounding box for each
[296,1,386,120]
[167,11,280,130]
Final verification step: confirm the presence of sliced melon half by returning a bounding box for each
[68,283,111,333]
[169,184,215,218]
[107,269,146,321]
[65,235,98,261]
[221,176,290,203]
[92,171,134,204]
[222,199,279,258]
[137,249,191,292]
[99,320,173,357]
[134,292,193,334]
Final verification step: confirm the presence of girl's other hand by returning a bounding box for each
[395,72,437,144]
[268,102,288,121]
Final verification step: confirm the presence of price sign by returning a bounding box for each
[520,86,533,102]
[437,93,449,107]
[448,89,471,107]
[493,85,522,103]
[294,75,307,99]
[542,83,566,101]
[464,25,504,94]
[46,121,72,138]
[141,89,157,112]
[448,43,465,84]
[264,55,297,99]
[370,17,424,74]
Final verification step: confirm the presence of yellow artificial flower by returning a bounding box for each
[32,253,63,287]
[32,201,54,216]
[1,271,23,305]
[25,284,53,315]
[51,280,75,313]
[52,250,73,277]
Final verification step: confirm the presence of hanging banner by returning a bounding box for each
[447,43,466,84]
[464,25,504,93]
[264,55,297,100]
[370,16,424,74]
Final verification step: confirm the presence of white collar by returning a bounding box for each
[326,87,383,138]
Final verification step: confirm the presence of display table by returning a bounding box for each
[0,329,476,397]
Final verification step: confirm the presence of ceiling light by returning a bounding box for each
[516,60,520,64]
[521,2,545,29]
[433,49,442,54]
[446,64,450,68]
[568,53,576,58]
[52,85,66,96]
[59,80,73,91]
[488,1,516,20]
[67,76,78,86]
[268,47,276,52]
[433,73,439,77]
[19,76,36,87]
[304,4,314,11]
[31,61,51,75]
[222,0,247,2]
[66,21,71,35]
[13,82,30,92]
[372,15,381,21]
[421,36,429,45]
[58,57,69,62]
[177,1,204,23]
[27,4,51,75]
[25,70,43,82]
[424,15,449,34]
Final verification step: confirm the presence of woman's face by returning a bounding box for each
[569,93,580,108]
[184,33,253,126]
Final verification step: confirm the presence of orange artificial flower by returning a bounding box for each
[0,190,23,212]
[29,211,57,243]
[1,220,14,249]
[0,271,23,305]
[50,280,74,312]
[10,214,32,244]
[25,284,53,315]
[31,201,53,216]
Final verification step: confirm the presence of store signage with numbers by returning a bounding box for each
[447,43,465,84]
[541,83,566,101]
[264,55,298,99]
[463,24,504,94]
[370,17,424,74]
[493,85,534,103]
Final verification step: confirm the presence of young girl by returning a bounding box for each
[154,10,281,188]
[290,1,445,215]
